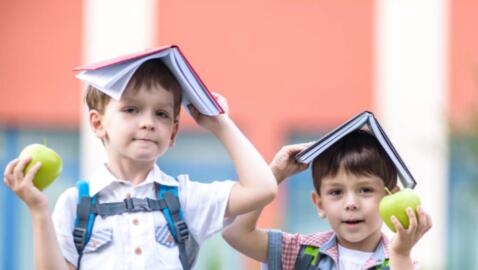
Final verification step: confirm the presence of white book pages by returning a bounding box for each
[295,111,417,188]
[75,46,221,116]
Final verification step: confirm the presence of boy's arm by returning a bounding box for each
[389,206,432,270]
[188,93,277,217]
[222,143,310,262]
[3,158,72,270]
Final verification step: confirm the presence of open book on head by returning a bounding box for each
[295,111,417,189]
[74,45,223,116]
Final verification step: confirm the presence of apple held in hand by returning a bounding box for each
[19,144,63,190]
[379,188,421,232]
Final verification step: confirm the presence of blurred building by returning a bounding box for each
[1,1,477,269]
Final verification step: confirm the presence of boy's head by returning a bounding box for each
[85,59,182,120]
[311,129,397,194]
[310,130,398,250]
[86,59,183,162]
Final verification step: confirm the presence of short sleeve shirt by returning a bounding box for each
[266,230,393,270]
[51,164,235,270]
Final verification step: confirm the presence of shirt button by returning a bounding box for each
[132,218,139,226]
[135,247,142,255]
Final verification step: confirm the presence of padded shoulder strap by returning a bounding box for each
[374,259,390,270]
[73,180,97,269]
[158,183,191,270]
[295,245,320,270]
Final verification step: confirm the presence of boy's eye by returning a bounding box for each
[360,187,374,194]
[328,189,342,196]
[156,110,170,119]
[123,107,138,114]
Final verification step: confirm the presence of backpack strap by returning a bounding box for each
[158,184,190,270]
[294,246,320,270]
[374,259,390,270]
[73,180,97,270]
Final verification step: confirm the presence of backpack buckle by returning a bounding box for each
[174,220,189,242]
[124,198,151,212]
[73,227,87,251]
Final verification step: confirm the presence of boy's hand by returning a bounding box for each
[3,157,49,212]
[269,143,311,184]
[188,92,230,132]
[389,206,432,257]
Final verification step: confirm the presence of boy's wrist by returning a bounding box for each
[209,115,234,134]
[30,204,51,219]
[390,248,411,258]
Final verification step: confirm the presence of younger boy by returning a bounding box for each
[3,59,277,269]
[222,130,432,270]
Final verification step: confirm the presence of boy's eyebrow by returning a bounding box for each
[321,182,344,188]
[119,98,174,108]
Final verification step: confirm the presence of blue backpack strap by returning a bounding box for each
[158,184,191,270]
[295,245,321,270]
[73,180,97,269]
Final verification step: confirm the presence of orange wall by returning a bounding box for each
[0,1,82,129]
[156,1,374,268]
[157,0,375,159]
[450,0,478,127]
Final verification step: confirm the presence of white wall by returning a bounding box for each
[80,0,157,178]
[375,0,448,269]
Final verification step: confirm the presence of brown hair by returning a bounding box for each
[85,59,182,119]
[311,129,397,193]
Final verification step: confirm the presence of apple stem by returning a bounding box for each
[43,138,48,147]
[384,187,392,195]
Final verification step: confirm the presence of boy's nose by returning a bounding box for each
[140,114,155,130]
[344,194,359,211]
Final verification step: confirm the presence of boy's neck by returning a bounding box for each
[105,159,155,186]
[335,230,383,252]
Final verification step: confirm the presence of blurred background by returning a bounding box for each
[0,0,476,269]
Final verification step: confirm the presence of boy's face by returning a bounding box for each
[312,167,387,251]
[90,84,179,164]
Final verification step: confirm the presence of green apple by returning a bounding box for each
[18,144,63,191]
[379,188,421,232]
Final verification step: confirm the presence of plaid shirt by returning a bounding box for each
[266,230,395,270]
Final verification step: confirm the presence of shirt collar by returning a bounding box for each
[301,231,390,266]
[88,163,179,196]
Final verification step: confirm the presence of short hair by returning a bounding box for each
[311,129,397,193]
[85,59,182,119]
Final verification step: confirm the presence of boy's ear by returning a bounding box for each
[311,191,326,219]
[89,110,106,139]
[169,120,180,147]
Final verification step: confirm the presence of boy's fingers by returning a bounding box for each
[406,207,418,232]
[391,216,405,233]
[24,162,42,185]
[13,157,31,180]
[4,158,20,178]
[188,104,199,117]
[417,207,432,233]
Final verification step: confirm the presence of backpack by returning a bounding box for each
[72,180,199,270]
[294,245,390,270]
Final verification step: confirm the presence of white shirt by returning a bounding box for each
[52,164,235,270]
[338,245,373,270]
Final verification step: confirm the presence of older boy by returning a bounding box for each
[3,59,277,269]
[222,130,432,270]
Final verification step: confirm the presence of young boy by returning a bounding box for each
[222,130,432,270]
[3,59,277,269]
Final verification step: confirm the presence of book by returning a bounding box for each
[74,45,223,116]
[295,111,417,189]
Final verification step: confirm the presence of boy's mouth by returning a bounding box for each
[342,219,365,225]
[133,138,158,144]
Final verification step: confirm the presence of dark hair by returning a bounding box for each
[85,59,182,119]
[311,129,397,193]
